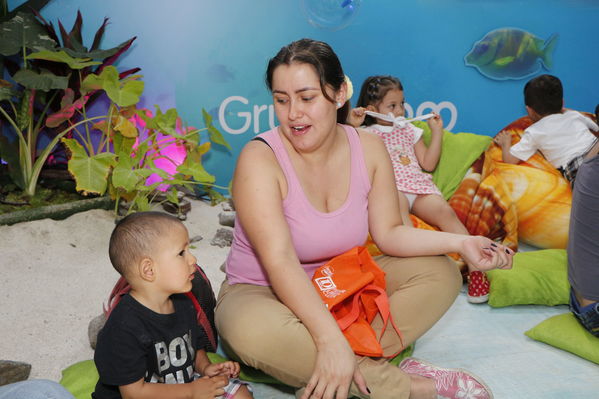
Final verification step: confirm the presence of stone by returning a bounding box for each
[190,235,203,244]
[210,228,233,248]
[221,199,234,212]
[88,313,107,350]
[0,360,31,386]
[218,212,235,227]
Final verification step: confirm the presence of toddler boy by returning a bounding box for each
[495,74,598,184]
[93,211,252,399]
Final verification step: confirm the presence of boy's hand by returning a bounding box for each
[427,112,444,133]
[204,361,240,378]
[347,107,366,127]
[493,131,512,148]
[191,375,228,399]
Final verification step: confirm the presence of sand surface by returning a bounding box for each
[0,199,230,381]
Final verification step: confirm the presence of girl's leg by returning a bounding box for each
[411,194,468,235]
[397,191,414,227]
[411,195,490,303]
[215,280,413,399]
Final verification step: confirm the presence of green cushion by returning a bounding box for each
[486,249,570,308]
[414,121,492,200]
[60,345,415,395]
[60,359,98,399]
[525,313,599,364]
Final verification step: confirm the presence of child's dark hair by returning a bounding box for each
[109,211,183,276]
[265,38,349,123]
[524,74,563,116]
[356,75,404,126]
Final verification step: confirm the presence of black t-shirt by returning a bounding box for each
[92,294,211,399]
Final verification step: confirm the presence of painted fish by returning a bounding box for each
[464,28,558,80]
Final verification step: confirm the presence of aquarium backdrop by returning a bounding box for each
[8,0,599,191]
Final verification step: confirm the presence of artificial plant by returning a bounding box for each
[0,0,137,199]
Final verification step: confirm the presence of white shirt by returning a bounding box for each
[510,110,598,168]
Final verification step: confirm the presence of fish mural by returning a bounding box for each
[464,28,558,80]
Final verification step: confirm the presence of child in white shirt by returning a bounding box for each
[495,74,598,184]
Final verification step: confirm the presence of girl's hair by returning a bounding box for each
[356,75,404,126]
[265,38,349,123]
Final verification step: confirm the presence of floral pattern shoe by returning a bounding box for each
[467,271,490,304]
[399,358,493,399]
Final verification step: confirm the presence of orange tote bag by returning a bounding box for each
[311,246,403,357]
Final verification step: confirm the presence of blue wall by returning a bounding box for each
[9,0,599,190]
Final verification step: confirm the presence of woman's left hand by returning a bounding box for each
[458,236,514,271]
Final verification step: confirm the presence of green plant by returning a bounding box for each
[59,66,229,214]
[0,2,137,199]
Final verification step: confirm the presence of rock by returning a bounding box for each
[210,228,233,248]
[0,360,31,386]
[221,199,234,212]
[162,199,192,220]
[190,235,203,244]
[218,212,235,227]
[88,314,107,350]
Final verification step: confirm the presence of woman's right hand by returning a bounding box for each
[301,337,369,399]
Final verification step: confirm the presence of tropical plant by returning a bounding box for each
[59,66,229,214]
[0,0,137,199]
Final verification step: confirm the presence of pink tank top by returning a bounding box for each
[225,124,372,286]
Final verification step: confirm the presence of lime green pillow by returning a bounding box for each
[525,313,599,364]
[60,359,98,399]
[486,249,570,308]
[414,121,492,200]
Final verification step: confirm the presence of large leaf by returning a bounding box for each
[202,108,230,150]
[1,0,51,23]
[82,66,143,107]
[13,69,69,91]
[62,137,116,194]
[64,38,134,61]
[177,158,215,184]
[0,12,56,56]
[111,153,140,192]
[26,49,100,69]
[113,115,138,138]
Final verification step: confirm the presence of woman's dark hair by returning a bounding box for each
[524,74,563,116]
[265,38,348,123]
[356,75,404,126]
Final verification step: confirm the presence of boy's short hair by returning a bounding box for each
[524,74,563,116]
[109,211,183,276]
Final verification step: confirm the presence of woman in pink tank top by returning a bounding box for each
[216,39,514,399]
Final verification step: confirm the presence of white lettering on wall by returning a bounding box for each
[217,96,457,135]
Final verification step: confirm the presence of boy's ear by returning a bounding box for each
[138,258,156,282]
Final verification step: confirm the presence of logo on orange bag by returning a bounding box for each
[314,266,346,301]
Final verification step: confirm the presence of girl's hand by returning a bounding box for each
[203,361,240,378]
[300,338,369,399]
[347,107,367,127]
[191,375,228,399]
[458,236,514,272]
[426,112,444,132]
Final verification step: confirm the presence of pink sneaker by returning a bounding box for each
[399,358,493,399]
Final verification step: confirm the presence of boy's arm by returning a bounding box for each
[494,131,521,164]
[194,349,212,376]
[119,375,228,399]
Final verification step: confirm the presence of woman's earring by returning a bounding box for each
[336,101,342,108]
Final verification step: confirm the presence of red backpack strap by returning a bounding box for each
[185,264,217,351]
[103,276,131,318]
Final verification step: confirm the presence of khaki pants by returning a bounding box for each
[215,255,461,399]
